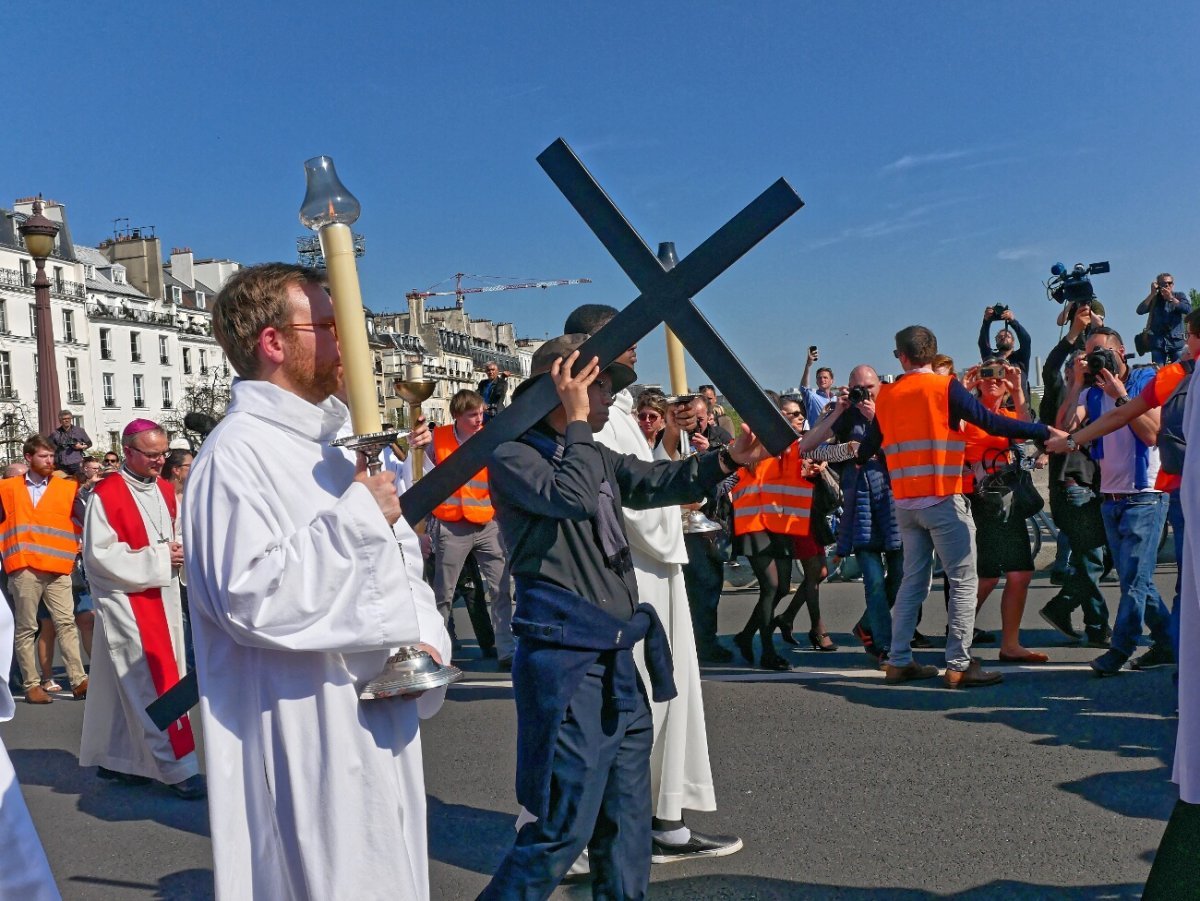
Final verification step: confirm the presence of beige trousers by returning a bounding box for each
[10,568,86,690]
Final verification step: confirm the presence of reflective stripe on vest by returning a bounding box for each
[430,424,494,524]
[0,476,80,575]
[875,372,966,500]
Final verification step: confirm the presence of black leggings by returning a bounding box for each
[738,552,793,655]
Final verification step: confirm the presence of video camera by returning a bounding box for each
[1047,261,1110,305]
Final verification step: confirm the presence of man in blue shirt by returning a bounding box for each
[798,347,837,427]
[1136,273,1192,364]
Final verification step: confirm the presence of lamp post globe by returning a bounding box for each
[17,196,63,436]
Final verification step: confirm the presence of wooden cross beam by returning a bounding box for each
[147,138,803,731]
[399,138,804,527]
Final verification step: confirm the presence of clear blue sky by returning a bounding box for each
[7,2,1198,392]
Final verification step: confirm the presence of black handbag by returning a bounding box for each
[972,447,1044,524]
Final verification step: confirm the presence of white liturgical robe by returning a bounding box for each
[595,388,716,820]
[0,587,61,900]
[184,380,450,901]
[1174,379,1199,803]
[80,471,199,785]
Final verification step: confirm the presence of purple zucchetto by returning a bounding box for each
[122,418,161,441]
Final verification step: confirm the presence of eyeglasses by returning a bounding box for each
[783,410,805,419]
[637,412,661,421]
[893,349,901,359]
[283,320,338,334]
[127,446,168,462]
[1162,281,1174,287]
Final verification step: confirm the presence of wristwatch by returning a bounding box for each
[1114,395,1130,407]
[1065,433,1079,452]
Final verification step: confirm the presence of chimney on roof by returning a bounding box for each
[101,230,164,300]
[169,247,195,289]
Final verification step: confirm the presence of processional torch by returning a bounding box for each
[300,155,462,699]
[658,241,722,534]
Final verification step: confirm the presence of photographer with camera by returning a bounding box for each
[478,361,510,422]
[1136,273,1192,364]
[1058,327,1172,677]
[798,346,837,428]
[978,306,1032,372]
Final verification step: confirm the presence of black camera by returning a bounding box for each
[987,304,1009,321]
[847,385,871,405]
[1047,261,1110,304]
[979,363,1006,380]
[1082,347,1120,385]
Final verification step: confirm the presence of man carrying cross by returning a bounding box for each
[479,336,769,899]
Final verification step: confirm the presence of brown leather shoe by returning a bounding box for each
[72,678,89,700]
[24,684,54,704]
[884,661,939,684]
[943,659,1003,689]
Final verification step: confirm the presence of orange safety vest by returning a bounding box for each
[730,442,812,536]
[875,372,966,500]
[0,475,81,575]
[430,424,494,524]
[961,407,1017,494]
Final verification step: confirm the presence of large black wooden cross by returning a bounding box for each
[400,138,803,527]
[147,138,803,731]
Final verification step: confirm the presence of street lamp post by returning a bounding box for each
[18,197,62,436]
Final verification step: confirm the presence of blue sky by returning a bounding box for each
[6,2,1198,392]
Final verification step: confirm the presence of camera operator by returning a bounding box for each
[1036,346,1111,647]
[478,361,510,421]
[978,306,1032,372]
[1136,273,1192,364]
[826,365,902,668]
[1059,327,1171,676]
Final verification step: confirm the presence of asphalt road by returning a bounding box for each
[5,568,1181,900]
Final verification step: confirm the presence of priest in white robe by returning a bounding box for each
[1146,361,1199,897]
[186,263,449,901]
[80,419,203,797]
[0,583,61,900]
[566,303,740,862]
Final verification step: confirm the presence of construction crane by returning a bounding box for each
[406,272,591,310]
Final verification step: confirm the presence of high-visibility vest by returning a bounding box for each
[430,424,494,524]
[0,475,81,575]
[875,372,966,500]
[961,407,1017,493]
[731,443,812,537]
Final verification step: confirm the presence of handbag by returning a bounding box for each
[1134,295,1154,357]
[972,447,1044,524]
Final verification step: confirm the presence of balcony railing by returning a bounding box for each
[100,349,113,360]
[133,399,146,409]
[131,352,142,363]
[160,355,170,365]
[67,392,84,404]
[103,397,117,408]
[162,400,174,409]
[0,268,86,298]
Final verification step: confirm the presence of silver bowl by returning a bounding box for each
[359,646,463,699]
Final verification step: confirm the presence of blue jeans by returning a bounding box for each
[891,495,977,672]
[1101,492,1171,658]
[855,548,901,654]
[481,668,653,900]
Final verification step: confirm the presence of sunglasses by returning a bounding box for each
[783,410,805,419]
[637,412,661,421]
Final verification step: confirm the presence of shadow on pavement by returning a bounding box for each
[802,665,1178,824]
[10,747,210,837]
[65,868,214,899]
[429,795,518,875]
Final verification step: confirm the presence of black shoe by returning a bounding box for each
[911,630,933,649]
[772,617,798,646]
[808,629,838,652]
[1084,630,1112,649]
[480,646,498,659]
[97,766,151,786]
[651,830,744,864]
[733,632,755,665]
[759,652,792,672]
[972,628,996,645]
[1039,605,1081,641]
[165,774,207,800]
[698,644,734,664]
[1090,649,1129,677]
[497,656,513,673]
[1132,644,1175,670]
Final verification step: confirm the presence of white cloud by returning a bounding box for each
[880,150,971,174]
[997,247,1041,261]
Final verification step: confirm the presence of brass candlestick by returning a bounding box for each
[300,155,462,701]
[395,364,437,479]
